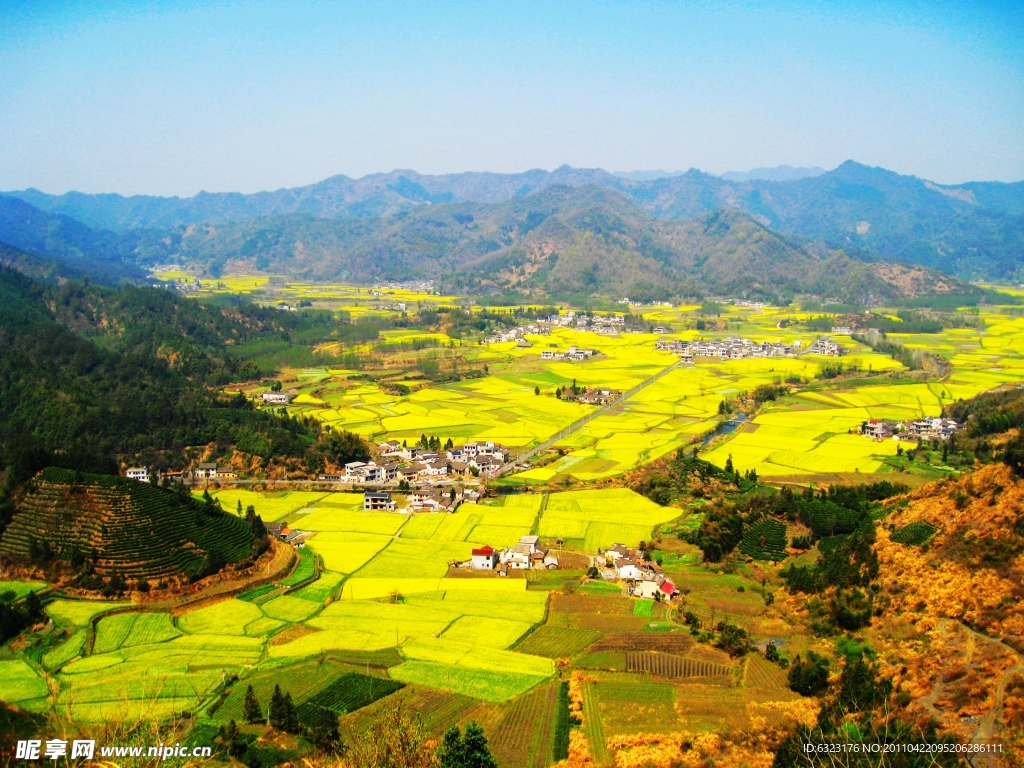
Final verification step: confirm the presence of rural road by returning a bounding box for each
[494,358,684,476]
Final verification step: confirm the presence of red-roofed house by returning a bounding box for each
[659,581,678,598]
[471,545,499,570]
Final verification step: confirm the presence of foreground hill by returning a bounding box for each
[8,161,1023,279]
[0,467,261,585]
[879,462,1024,650]
[0,266,321,486]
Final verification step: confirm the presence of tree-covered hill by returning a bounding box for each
[0,196,149,282]
[0,467,263,587]
[0,267,323,478]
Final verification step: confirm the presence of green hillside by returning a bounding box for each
[0,266,321,485]
[0,467,260,584]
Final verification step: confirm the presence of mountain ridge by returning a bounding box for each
[7,161,1022,279]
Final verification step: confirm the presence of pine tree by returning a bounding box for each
[724,454,734,474]
[283,692,300,733]
[309,707,343,754]
[437,726,465,768]
[462,722,497,768]
[268,684,285,728]
[534,385,540,395]
[244,684,264,724]
[24,590,42,623]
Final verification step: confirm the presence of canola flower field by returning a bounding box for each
[15,487,672,722]
[11,282,1024,749]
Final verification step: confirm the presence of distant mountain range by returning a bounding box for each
[0,161,1021,298]
[719,165,825,182]
[5,161,1022,282]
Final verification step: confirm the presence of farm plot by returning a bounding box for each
[593,676,680,736]
[42,629,88,670]
[441,616,534,649]
[178,599,264,636]
[891,520,939,546]
[305,532,392,574]
[215,658,355,722]
[389,638,556,703]
[291,570,345,602]
[0,580,47,599]
[738,519,788,561]
[1,658,50,709]
[625,653,732,679]
[487,682,559,768]
[357,538,478,579]
[57,634,266,721]
[515,626,601,658]
[46,599,128,627]
[93,613,139,654]
[281,547,317,586]
[537,489,677,551]
[261,595,321,622]
[206,490,329,522]
[295,673,404,724]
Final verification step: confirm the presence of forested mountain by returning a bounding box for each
[0,267,327,480]
[7,161,1023,279]
[120,185,971,302]
[0,196,148,282]
[0,184,976,303]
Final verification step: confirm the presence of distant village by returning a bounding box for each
[484,310,642,345]
[861,416,960,442]
[654,335,842,361]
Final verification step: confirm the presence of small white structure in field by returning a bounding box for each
[471,546,499,570]
[125,467,150,483]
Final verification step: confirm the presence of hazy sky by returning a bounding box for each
[1,0,1022,196]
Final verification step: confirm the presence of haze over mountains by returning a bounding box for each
[1,161,1022,300]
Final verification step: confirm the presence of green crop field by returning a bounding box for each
[281,547,317,586]
[206,490,329,522]
[891,520,939,546]
[295,672,404,722]
[215,657,356,722]
[0,580,47,599]
[0,658,49,708]
[739,519,789,560]
[42,629,88,670]
[261,595,321,622]
[291,570,344,602]
[515,626,602,658]
[46,599,129,627]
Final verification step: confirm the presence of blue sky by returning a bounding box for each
[1,0,1021,195]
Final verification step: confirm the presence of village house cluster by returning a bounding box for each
[806,336,843,356]
[318,441,512,485]
[602,544,678,600]
[861,417,960,442]
[483,324,551,344]
[467,535,558,574]
[655,336,803,362]
[540,345,597,362]
[563,387,621,405]
[654,335,843,361]
[123,463,238,484]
